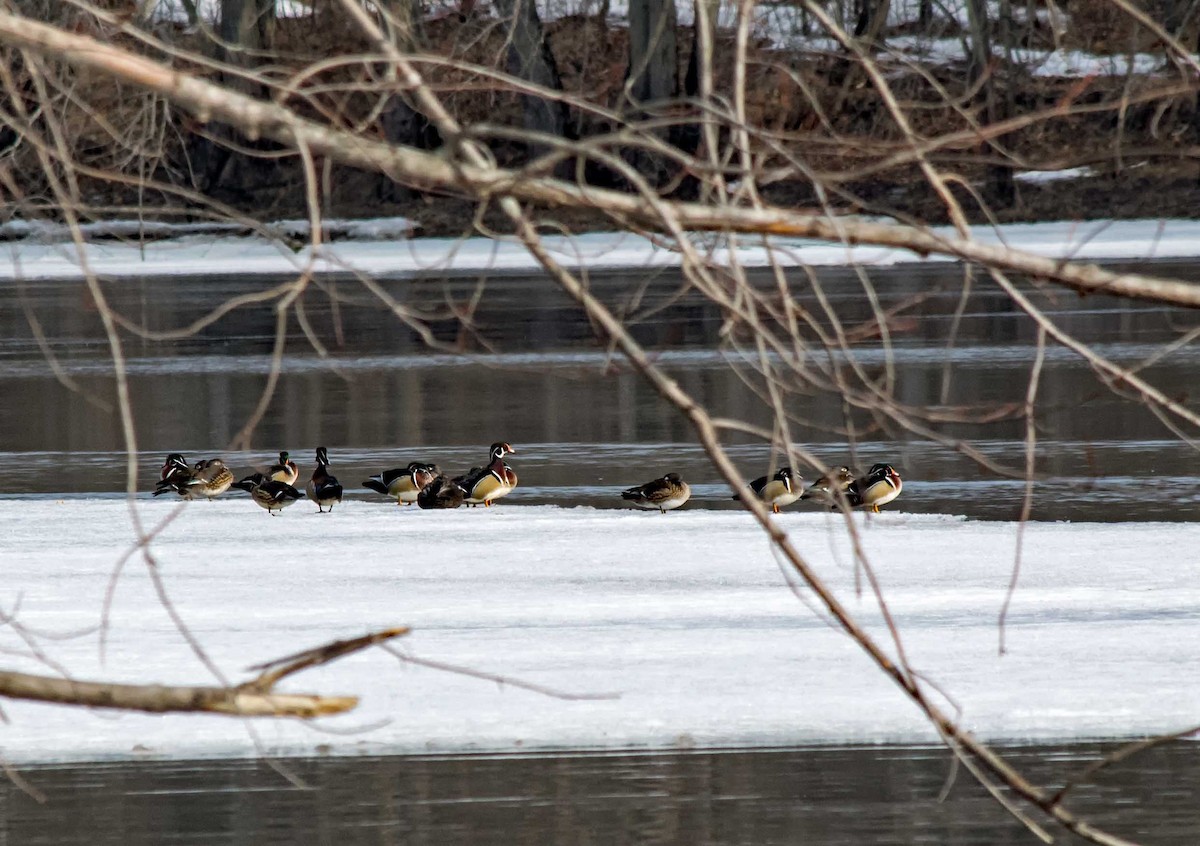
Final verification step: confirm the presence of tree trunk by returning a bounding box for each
[197,0,278,194]
[626,0,678,184]
[854,0,891,45]
[965,0,1014,206]
[682,0,719,193]
[627,0,677,105]
[378,0,442,201]
[218,0,273,92]
[917,0,932,29]
[493,0,568,166]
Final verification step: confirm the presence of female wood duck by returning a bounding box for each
[846,463,903,513]
[268,451,299,486]
[363,461,440,505]
[154,457,233,499]
[621,473,691,513]
[307,447,344,513]
[800,466,856,504]
[416,474,467,509]
[456,442,517,507]
[234,472,303,515]
[190,458,235,499]
[733,467,801,514]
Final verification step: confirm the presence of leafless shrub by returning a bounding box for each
[1,1,1199,841]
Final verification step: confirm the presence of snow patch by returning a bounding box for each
[1,218,1200,281]
[1014,166,1093,184]
[2,500,1198,762]
[148,0,312,24]
[0,217,417,244]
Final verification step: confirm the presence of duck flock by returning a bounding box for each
[153,442,904,515]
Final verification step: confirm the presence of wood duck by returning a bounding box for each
[268,451,299,486]
[154,453,192,496]
[621,473,691,513]
[363,461,440,505]
[416,474,467,509]
[159,453,189,482]
[154,457,233,500]
[234,472,303,515]
[734,466,801,514]
[801,466,856,504]
[846,463,903,513]
[455,442,517,507]
[307,447,344,513]
[191,458,235,499]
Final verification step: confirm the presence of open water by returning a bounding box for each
[2,259,1200,520]
[2,743,1198,844]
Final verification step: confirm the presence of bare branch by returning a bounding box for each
[0,12,1198,309]
[0,628,410,718]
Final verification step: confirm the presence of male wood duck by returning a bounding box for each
[363,461,440,505]
[621,473,691,513]
[456,442,517,507]
[307,446,344,513]
[234,472,303,515]
[268,451,299,486]
[154,453,192,496]
[416,474,467,509]
[159,453,190,483]
[801,466,856,504]
[846,463,903,513]
[733,466,801,514]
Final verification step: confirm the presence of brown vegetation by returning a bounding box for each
[4,0,1200,233]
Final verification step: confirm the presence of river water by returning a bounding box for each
[2,259,1199,520]
[2,743,1198,844]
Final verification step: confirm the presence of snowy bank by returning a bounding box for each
[2,500,1197,763]
[2,218,1200,281]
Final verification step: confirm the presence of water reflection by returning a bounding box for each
[2,743,1195,845]
[3,262,1200,519]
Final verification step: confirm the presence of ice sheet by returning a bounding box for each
[2,499,1197,762]
[3,219,1200,281]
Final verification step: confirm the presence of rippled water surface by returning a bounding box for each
[3,260,1200,519]
[3,743,1198,845]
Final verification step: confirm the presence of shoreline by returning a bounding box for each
[3,218,1200,281]
[0,735,1157,768]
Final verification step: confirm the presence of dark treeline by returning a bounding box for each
[3,0,1200,233]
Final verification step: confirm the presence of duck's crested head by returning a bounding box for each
[279,450,290,462]
[489,442,515,460]
[234,472,268,492]
[663,472,683,484]
[315,446,329,465]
